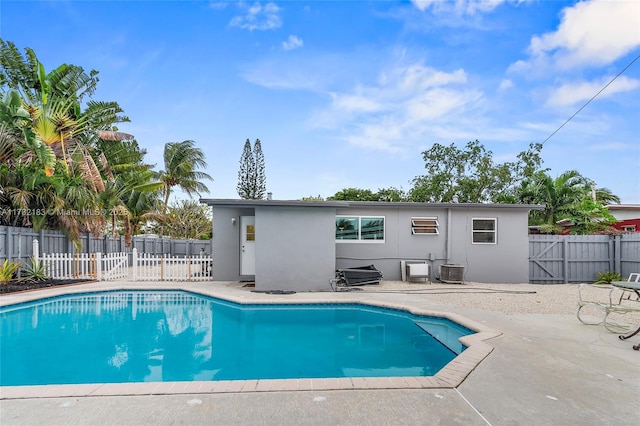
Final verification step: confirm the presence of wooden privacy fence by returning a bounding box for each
[529,234,640,284]
[131,248,213,282]
[1,225,212,267]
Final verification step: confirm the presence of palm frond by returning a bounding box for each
[98,152,114,181]
[97,130,135,141]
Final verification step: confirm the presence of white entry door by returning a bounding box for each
[240,216,256,276]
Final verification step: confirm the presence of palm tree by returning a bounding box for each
[587,185,621,205]
[528,170,587,227]
[125,189,163,236]
[1,40,137,245]
[157,140,213,217]
[96,138,162,244]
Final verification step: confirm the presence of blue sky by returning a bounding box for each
[2,0,639,203]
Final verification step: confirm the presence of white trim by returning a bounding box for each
[411,217,439,235]
[471,217,497,244]
[336,215,385,243]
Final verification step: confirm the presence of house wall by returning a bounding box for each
[609,209,640,221]
[211,207,254,281]
[335,206,448,281]
[255,206,336,292]
[611,218,640,232]
[336,206,530,283]
[448,208,530,283]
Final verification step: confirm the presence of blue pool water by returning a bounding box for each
[0,291,472,386]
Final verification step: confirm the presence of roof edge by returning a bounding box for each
[200,198,544,210]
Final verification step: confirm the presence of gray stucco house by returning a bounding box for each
[200,199,542,292]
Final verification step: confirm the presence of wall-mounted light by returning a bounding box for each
[231,217,237,225]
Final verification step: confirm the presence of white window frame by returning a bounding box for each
[336,215,385,243]
[623,225,636,232]
[472,218,497,244]
[411,217,439,235]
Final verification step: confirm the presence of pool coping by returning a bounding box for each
[0,281,501,399]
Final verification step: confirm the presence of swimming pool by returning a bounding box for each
[0,290,472,386]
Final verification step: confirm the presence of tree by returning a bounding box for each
[588,185,620,205]
[124,188,162,236]
[328,188,377,201]
[515,170,620,234]
[157,140,212,218]
[409,140,543,203]
[237,138,266,199]
[328,187,406,202]
[253,139,266,199]
[237,139,255,199]
[154,200,212,239]
[0,40,139,247]
[524,170,588,227]
[92,137,161,245]
[376,187,406,202]
[562,199,617,234]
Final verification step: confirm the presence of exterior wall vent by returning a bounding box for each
[440,264,464,283]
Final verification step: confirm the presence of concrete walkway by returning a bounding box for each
[1,281,639,425]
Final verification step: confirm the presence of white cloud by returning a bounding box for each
[342,114,419,153]
[331,92,383,113]
[399,65,467,91]
[230,2,282,31]
[208,1,228,10]
[546,76,640,107]
[313,63,483,152]
[411,0,521,15]
[283,35,303,51]
[498,79,513,91]
[405,87,481,122]
[516,0,640,71]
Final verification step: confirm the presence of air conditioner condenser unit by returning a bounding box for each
[440,264,464,284]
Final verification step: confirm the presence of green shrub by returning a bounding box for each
[0,260,21,283]
[594,270,623,284]
[21,257,49,281]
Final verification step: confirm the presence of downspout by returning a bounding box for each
[446,208,452,263]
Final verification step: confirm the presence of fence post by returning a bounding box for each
[614,235,621,273]
[96,252,102,281]
[39,229,45,254]
[33,239,40,261]
[132,248,138,282]
[5,226,13,263]
[562,238,569,284]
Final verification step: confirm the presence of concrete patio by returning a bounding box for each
[1,281,638,425]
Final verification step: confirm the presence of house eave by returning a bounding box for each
[200,198,544,211]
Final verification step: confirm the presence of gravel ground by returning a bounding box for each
[359,281,640,324]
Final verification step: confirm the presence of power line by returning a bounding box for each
[541,53,640,146]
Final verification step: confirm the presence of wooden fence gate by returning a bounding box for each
[529,234,639,284]
[34,240,128,281]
